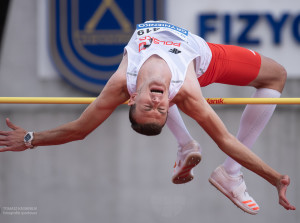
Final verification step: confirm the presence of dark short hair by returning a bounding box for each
[129,104,166,136]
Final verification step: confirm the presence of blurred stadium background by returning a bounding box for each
[0,0,299,222]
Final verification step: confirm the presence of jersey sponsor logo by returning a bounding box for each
[138,36,181,52]
[137,22,188,36]
[248,49,256,56]
[169,48,181,54]
[137,22,189,41]
[49,0,164,94]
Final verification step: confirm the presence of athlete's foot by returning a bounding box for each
[172,140,202,184]
[209,165,260,215]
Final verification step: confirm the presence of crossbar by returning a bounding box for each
[0,97,300,104]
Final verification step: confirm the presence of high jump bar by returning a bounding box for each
[0,97,300,104]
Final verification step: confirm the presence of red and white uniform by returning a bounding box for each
[125,21,212,100]
[125,21,261,97]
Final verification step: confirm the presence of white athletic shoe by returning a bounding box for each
[209,165,260,215]
[172,140,202,184]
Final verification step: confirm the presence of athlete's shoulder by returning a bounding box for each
[99,54,129,106]
[109,53,128,87]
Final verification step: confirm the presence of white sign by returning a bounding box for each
[166,0,300,77]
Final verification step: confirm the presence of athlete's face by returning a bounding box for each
[128,80,169,125]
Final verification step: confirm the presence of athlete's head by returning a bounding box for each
[128,55,171,136]
[128,81,169,136]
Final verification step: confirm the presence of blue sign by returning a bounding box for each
[198,12,300,45]
[49,0,165,94]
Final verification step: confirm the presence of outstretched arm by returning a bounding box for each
[174,64,295,211]
[0,55,129,151]
[188,97,295,211]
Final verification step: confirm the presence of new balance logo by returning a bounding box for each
[169,48,181,54]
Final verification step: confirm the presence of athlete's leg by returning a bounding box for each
[222,55,287,176]
[167,105,202,184]
[205,45,287,214]
[167,105,194,147]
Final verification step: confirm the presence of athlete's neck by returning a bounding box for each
[136,55,172,90]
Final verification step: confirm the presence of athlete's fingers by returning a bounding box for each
[278,177,290,209]
[6,118,19,130]
[279,195,290,210]
[0,141,8,146]
[279,197,296,210]
[0,148,20,152]
[0,130,10,136]
[0,135,8,141]
[0,118,21,135]
[0,145,27,152]
[0,146,13,152]
[278,175,296,210]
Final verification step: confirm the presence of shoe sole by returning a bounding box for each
[172,152,202,184]
[208,177,258,215]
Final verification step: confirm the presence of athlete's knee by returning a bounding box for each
[278,64,287,83]
[275,63,287,90]
[260,57,287,92]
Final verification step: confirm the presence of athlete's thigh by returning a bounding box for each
[247,55,287,92]
[213,44,261,86]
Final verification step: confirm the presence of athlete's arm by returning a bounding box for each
[173,63,295,211]
[0,55,130,151]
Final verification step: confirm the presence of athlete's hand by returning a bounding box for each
[0,118,28,152]
[276,175,296,211]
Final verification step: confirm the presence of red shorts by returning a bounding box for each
[198,43,261,87]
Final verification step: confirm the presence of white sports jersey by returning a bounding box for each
[125,21,212,100]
